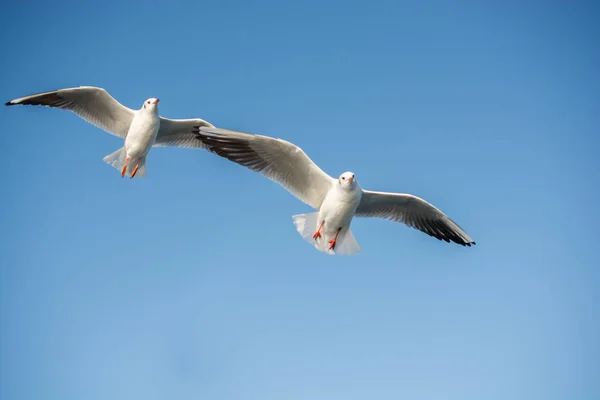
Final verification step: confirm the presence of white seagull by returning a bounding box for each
[193,127,476,255]
[6,86,215,178]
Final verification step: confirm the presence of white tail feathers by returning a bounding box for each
[103,147,127,173]
[331,227,361,256]
[292,212,361,256]
[102,148,147,178]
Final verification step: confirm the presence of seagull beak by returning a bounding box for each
[152,98,159,105]
[348,176,354,182]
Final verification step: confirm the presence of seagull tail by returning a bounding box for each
[103,147,128,173]
[292,212,361,256]
[333,227,361,256]
[136,159,147,178]
[102,147,147,178]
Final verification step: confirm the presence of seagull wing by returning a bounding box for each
[356,190,476,246]
[6,86,135,138]
[194,127,335,209]
[154,117,215,148]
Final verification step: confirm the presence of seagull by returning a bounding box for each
[193,127,476,255]
[5,86,215,178]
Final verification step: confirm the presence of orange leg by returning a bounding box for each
[328,228,342,251]
[313,221,324,240]
[130,164,140,178]
[121,157,129,178]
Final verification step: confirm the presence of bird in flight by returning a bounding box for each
[193,126,476,255]
[6,86,215,178]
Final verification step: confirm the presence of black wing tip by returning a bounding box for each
[4,91,64,108]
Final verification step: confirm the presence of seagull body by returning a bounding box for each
[193,127,476,255]
[118,97,160,177]
[6,86,214,178]
[307,172,363,254]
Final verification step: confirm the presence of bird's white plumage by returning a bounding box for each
[6,86,135,138]
[192,127,335,209]
[6,86,216,148]
[292,212,361,255]
[301,172,363,255]
[194,127,476,254]
[355,191,475,245]
[6,86,216,178]
[155,117,215,148]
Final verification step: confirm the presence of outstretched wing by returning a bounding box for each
[193,127,335,210]
[356,190,476,246]
[6,86,135,138]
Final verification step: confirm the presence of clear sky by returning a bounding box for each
[1,1,598,399]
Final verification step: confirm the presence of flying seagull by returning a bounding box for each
[6,86,215,178]
[193,126,476,255]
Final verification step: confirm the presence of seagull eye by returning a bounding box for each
[342,177,346,180]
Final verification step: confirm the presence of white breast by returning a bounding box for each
[125,111,160,157]
[319,185,362,235]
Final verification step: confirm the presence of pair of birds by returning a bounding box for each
[6,86,476,255]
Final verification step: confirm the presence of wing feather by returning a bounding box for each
[193,127,335,209]
[154,118,215,148]
[356,190,475,246]
[6,86,135,138]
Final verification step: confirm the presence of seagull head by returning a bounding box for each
[142,98,160,112]
[338,171,357,189]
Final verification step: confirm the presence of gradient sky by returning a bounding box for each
[1,1,598,399]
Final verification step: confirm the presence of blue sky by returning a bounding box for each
[1,1,598,399]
